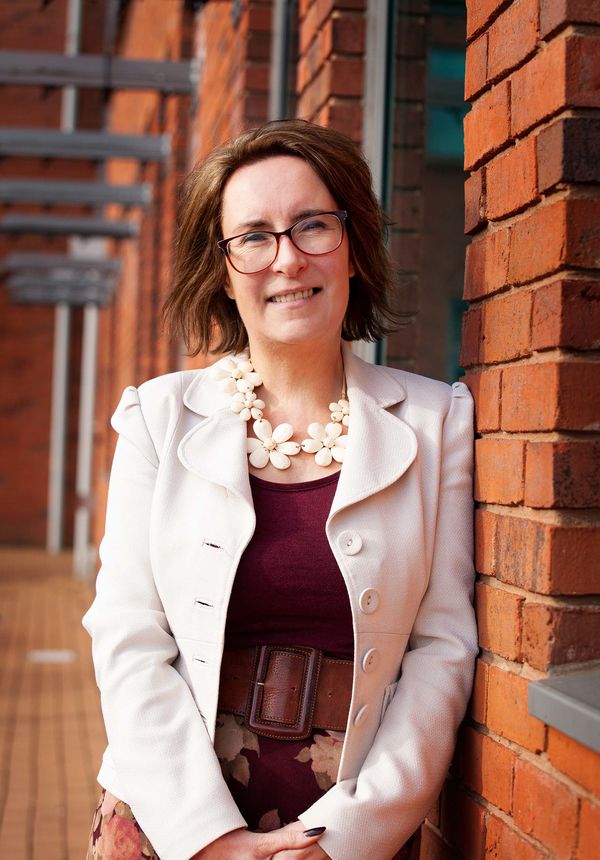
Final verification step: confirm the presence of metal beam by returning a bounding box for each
[0,128,170,161]
[8,280,114,307]
[0,51,197,94]
[8,273,117,292]
[0,213,138,238]
[0,251,121,275]
[0,179,152,206]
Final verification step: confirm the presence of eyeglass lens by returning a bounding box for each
[227,212,343,274]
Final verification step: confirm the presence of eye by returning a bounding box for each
[238,231,271,246]
[297,218,328,233]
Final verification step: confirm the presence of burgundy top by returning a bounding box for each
[224,471,353,660]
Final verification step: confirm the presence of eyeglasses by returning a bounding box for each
[217,210,348,275]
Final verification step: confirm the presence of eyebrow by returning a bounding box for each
[229,208,327,235]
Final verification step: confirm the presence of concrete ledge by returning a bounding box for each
[528,668,600,754]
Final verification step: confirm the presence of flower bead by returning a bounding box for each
[247,419,301,470]
[214,355,262,395]
[329,398,350,426]
[231,390,265,422]
[301,421,348,466]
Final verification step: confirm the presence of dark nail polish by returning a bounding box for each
[304,826,326,837]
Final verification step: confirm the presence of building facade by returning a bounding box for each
[0,1,598,856]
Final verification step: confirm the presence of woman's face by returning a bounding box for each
[220,155,354,353]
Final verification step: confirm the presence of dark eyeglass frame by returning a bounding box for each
[217,210,348,274]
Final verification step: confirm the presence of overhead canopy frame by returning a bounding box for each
[0,179,152,206]
[0,128,171,161]
[0,213,139,238]
[0,50,197,94]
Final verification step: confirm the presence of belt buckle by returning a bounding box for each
[247,645,322,740]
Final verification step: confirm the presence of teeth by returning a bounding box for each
[271,289,314,303]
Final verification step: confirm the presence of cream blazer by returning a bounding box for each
[83,347,477,860]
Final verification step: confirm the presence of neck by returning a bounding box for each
[246,339,345,427]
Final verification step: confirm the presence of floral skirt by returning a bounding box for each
[86,711,420,859]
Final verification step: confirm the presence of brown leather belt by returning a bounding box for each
[218,645,353,740]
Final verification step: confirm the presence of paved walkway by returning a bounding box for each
[0,547,105,860]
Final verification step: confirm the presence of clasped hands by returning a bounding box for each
[191,820,330,859]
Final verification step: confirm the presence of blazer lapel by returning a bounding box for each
[329,347,418,520]
[177,364,254,510]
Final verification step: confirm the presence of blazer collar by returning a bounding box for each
[178,346,417,516]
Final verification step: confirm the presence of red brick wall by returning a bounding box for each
[426,2,600,858]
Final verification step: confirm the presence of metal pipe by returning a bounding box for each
[46,0,82,552]
[268,0,290,120]
[73,303,99,578]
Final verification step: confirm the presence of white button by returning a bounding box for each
[359,588,380,614]
[361,648,380,673]
[338,530,363,555]
[353,704,369,726]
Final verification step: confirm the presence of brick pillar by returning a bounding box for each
[296,0,366,141]
[432,3,600,859]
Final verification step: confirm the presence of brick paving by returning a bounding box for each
[0,548,105,860]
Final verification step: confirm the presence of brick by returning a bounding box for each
[390,232,422,273]
[485,814,548,860]
[578,799,600,860]
[525,440,600,508]
[522,603,600,669]
[492,514,600,595]
[487,0,539,81]
[537,117,600,191]
[456,726,514,813]
[475,509,498,577]
[464,33,488,101]
[539,0,600,39]
[459,305,481,368]
[420,825,457,860]
[470,658,489,725]
[329,12,365,54]
[319,98,362,141]
[487,665,545,752]
[464,168,486,235]
[486,137,538,220]
[464,81,511,170]
[476,581,524,660]
[511,34,600,136]
[513,757,578,859]
[481,290,532,363]
[531,278,600,352]
[501,361,600,432]
[475,438,525,506]
[547,728,600,794]
[466,0,511,40]
[390,189,423,231]
[441,781,486,860]
[464,368,502,432]
[394,58,427,102]
[395,15,426,59]
[507,199,600,286]
[464,227,510,300]
[329,56,363,96]
[393,103,425,148]
[392,148,425,189]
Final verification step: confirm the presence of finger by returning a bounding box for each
[255,826,326,857]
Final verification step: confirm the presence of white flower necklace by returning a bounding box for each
[214,353,350,471]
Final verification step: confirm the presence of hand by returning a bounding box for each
[274,821,331,858]
[190,823,327,859]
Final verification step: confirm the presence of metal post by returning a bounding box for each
[355,0,395,366]
[73,303,98,578]
[46,0,82,551]
[268,0,289,121]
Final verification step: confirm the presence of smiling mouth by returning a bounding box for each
[268,288,320,304]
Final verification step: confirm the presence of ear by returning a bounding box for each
[223,279,235,300]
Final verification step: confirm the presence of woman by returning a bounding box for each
[84,119,477,860]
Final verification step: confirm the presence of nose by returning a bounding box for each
[272,234,307,276]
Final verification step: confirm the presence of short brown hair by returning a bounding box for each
[164,119,401,355]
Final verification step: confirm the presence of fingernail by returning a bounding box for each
[304,826,326,837]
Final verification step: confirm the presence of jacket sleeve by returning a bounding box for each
[298,382,478,860]
[82,386,246,860]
